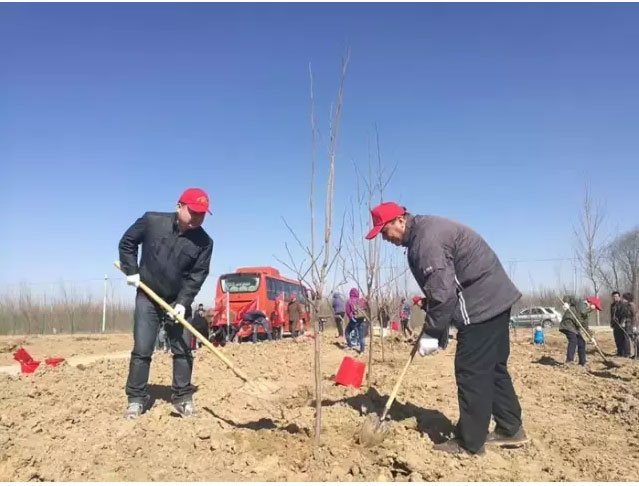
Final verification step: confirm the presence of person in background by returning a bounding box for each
[189,304,210,351]
[400,297,414,338]
[559,296,601,366]
[332,292,346,339]
[288,293,304,338]
[345,287,366,353]
[270,293,286,340]
[621,293,637,358]
[610,291,628,357]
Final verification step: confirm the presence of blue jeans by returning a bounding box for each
[126,291,195,404]
[345,319,365,353]
[253,319,272,343]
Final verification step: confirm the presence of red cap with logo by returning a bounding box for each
[179,188,212,215]
[587,297,603,311]
[365,202,406,240]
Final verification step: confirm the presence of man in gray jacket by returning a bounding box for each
[366,202,527,455]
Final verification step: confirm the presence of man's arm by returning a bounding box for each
[176,241,213,308]
[118,213,148,275]
[419,250,458,348]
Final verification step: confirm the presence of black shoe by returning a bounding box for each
[486,426,529,448]
[433,439,485,456]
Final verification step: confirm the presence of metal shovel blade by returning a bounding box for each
[359,413,391,447]
[603,358,621,369]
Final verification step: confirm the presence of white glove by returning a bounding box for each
[168,304,186,322]
[591,337,597,346]
[562,302,570,310]
[418,335,439,357]
[126,274,141,287]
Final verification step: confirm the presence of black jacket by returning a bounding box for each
[611,301,621,328]
[190,312,210,336]
[119,212,213,307]
[402,214,521,348]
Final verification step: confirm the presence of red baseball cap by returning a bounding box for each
[365,202,406,240]
[179,188,212,215]
[587,297,603,311]
[412,296,422,305]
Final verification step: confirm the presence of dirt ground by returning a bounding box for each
[0,333,132,366]
[1,328,639,482]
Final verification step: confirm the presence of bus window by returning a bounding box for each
[296,285,306,305]
[221,274,260,293]
[266,277,281,300]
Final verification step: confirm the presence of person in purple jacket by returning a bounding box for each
[345,288,366,353]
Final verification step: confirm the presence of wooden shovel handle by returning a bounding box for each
[114,261,250,383]
[379,327,424,421]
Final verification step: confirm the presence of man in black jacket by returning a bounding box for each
[366,202,527,455]
[610,291,629,357]
[119,188,213,419]
[189,304,210,351]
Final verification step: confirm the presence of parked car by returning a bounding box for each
[544,307,563,323]
[510,306,561,328]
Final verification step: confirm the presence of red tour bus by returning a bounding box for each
[210,267,310,341]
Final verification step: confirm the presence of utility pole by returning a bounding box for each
[101,274,108,333]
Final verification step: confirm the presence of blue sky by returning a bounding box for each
[1,3,638,304]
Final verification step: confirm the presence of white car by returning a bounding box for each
[543,307,563,323]
[510,306,561,328]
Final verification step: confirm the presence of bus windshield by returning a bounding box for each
[221,274,261,293]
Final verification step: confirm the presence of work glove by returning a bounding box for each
[562,302,570,311]
[126,274,141,288]
[418,335,439,357]
[167,304,186,322]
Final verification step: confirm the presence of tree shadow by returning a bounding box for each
[533,356,564,367]
[321,387,455,444]
[201,407,277,430]
[201,406,313,435]
[588,370,632,382]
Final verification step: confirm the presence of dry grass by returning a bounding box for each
[0,284,132,335]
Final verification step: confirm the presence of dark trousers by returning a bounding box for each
[454,308,522,453]
[334,312,345,337]
[561,329,586,365]
[613,326,630,357]
[401,318,412,336]
[253,320,272,343]
[126,291,196,404]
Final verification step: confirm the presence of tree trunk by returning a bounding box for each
[313,313,322,446]
[367,314,374,387]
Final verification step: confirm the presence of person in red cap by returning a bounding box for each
[559,295,600,366]
[366,202,526,455]
[119,188,213,419]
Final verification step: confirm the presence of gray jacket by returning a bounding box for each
[402,214,521,347]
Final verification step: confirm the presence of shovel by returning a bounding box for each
[558,298,620,369]
[114,261,280,398]
[359,328,424,446]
